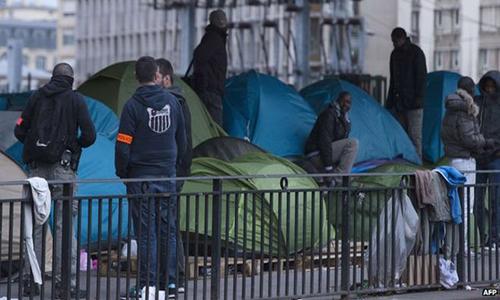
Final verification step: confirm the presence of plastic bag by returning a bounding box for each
[439,257,459,289]
[368,192,419,286]
[121,239,138,257]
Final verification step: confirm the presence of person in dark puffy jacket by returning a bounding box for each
[474,71,500,248]
[386,27,427,159]
[305,91,358,186]
[192,9,228,126]
[441,76,494,250]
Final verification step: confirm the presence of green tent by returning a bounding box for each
[77,61,225,147]
[179,152,331,256]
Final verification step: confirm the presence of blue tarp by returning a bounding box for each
[0,93,126,246]
[300,78,421,165]
[223,70,317,157]
[423,71,462,163]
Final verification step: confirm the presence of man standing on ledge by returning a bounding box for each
[386,27,427,160]
[192,9,228,126]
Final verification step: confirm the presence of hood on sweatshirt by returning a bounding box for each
[479,70,500,96]
[41,75,74,97]
[133,84,176,110]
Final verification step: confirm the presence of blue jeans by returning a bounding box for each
[127,180,177,288]
[475,158,500,245]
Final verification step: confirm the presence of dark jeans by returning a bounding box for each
[127,180,177,288]
[199,91,223,126]
[475,158,500,245]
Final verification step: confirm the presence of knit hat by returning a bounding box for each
[209,9,227,29]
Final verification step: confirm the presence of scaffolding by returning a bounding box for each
[152,0,365,88]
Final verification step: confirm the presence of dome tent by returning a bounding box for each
[423,71,462,163]
[180,152,331,255]
[193,136,266,161]
[300,78,421,165]
[223,70,317,158]
[77,60,225,148]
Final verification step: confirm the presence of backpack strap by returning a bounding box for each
[184,58,194,78]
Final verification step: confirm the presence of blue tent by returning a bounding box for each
[423,71,462,163]
[300,78,421,165]
[223,70,317,157]
[0,94,127,246]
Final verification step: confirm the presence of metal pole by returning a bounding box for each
[181,4,196,73]
[294,0,310,88]
[7,39,23,93]
[61,182,74,299]
[340,175,351,299]
[210,179,222,300]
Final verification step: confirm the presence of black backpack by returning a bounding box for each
[25,92,72,164]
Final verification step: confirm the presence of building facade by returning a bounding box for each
[0,19,57,72]
[75,0,363,87]
[56,0,77,68]
[362,0,500,82]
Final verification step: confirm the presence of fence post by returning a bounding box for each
[61,182,74,299]
[340,175,351,298]
[457,186,465,287]
[211,179,222,300]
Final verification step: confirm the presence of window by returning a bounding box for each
[434,51,443,69]
[451,50,460,69]
[63,30,75,45]
[435,10,442,28]
[411,11,419,32]
[454,9,460,26]
[480,6,497,32]
[479,49,488,68]
[35,56,46,70]
[22,55,29,66]
[62,1,76,17]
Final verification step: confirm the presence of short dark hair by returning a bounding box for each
[156,58,174,84]
[337,91,351,102]
[52,63,74,77]
[391,27,407,40]
[135,56,158,84]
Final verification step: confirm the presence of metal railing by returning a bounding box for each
[0,171,499,299]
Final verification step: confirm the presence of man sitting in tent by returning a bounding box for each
[304,91,359,186]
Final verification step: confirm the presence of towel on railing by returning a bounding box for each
[22,177,51,285]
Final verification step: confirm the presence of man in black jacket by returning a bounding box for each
[115,57,186,297]
[15,63,95,298]
[192,9,228,126]
[386,27,427,160]
[305,92,358,186]
[155,58,191,292]
[474,71,500,248]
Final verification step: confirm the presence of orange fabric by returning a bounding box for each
[117,133,133,144]
[16,117,23,126]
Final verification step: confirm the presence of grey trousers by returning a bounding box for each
[395,109,423,159]
[25,163,78,287]
[307,138,359,177]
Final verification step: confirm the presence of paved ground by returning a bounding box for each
[363,289,493,300]
[0,253,498,299]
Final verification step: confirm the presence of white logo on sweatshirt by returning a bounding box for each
[147,104,170,133]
